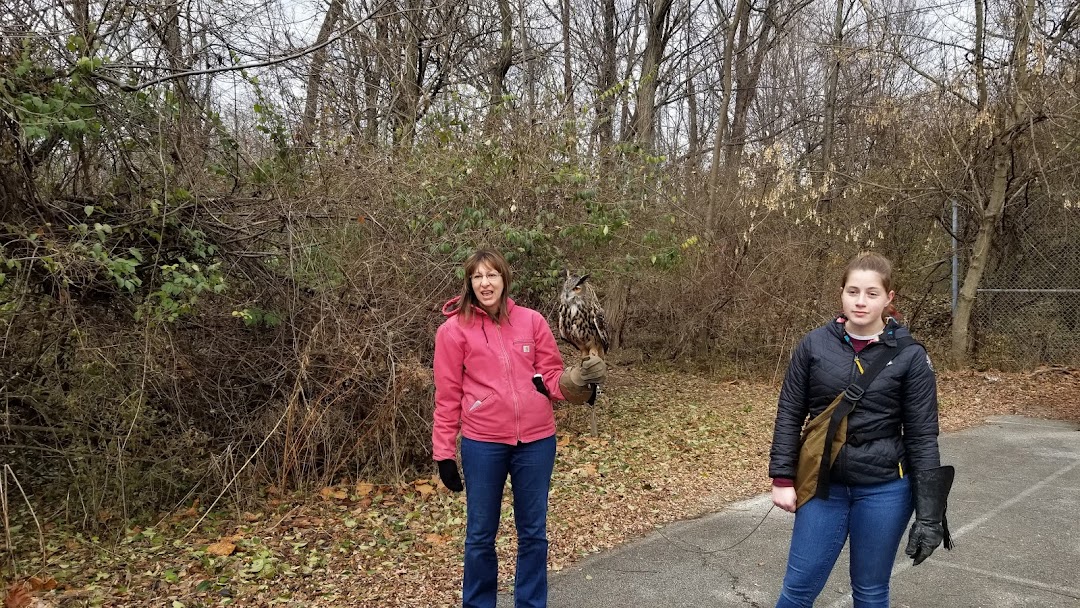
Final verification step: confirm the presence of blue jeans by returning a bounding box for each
[460,435,556,608]
[776,477,913,608]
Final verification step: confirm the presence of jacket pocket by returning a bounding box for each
[466,391,494,413]
[512,338,537,366]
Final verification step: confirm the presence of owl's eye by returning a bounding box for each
[573,286,582,292]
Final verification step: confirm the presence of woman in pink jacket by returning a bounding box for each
[433,249,606,608]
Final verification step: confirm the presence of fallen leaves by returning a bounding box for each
[3,581,55,608]
[205,539,237,557]
[318,487,348,501]
[3,586,30,608]
[1,366,1075,607]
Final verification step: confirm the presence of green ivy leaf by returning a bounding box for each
[23,125,48,140]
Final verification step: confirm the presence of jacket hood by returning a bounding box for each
[442,295,516,319]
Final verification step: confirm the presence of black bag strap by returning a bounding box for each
[816,336,917,500]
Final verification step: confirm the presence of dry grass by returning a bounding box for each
[2,365,1077,607]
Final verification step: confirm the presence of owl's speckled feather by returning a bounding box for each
[557,272,609,358]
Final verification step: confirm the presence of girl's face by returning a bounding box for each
[470,261,504,316]
[842,269,894,336]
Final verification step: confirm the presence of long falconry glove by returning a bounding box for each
[905,465,955,565]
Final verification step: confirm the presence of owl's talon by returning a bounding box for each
[587,384,600,406]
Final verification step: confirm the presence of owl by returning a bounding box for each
[557,271,609,359]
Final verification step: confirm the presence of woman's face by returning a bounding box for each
[470,261,504,316]
[841,269,894,335]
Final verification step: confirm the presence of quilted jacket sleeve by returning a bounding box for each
[769,334,813,480]
[900,345,941,473]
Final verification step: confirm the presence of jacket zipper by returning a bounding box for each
[492,322,521,441]
[841,334,867,483]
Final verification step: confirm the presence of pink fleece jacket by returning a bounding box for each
[432,296,567,461]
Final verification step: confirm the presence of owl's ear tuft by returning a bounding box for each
[575,274,590,287]
[564,268,572,279]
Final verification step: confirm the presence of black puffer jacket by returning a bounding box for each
[768,317,941,485]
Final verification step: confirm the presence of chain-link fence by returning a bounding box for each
[971,203,1080,368]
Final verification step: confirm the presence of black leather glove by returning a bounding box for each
[905,465,955,565]
[437,459,463,492]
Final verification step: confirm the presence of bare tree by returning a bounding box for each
[562,0,575,122]
[630,0,677,147]
[596,0,619,151]
[485,0,516,135]
[706,0,750,204]
[298,0,346,148]
[950,0,1037,363]
[816,0,852,211]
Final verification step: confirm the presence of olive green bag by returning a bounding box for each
[794,336,916,510]
[795,392,848,509]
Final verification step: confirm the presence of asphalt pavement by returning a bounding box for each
[499,415,1080,607]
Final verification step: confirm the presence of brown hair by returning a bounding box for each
[457,249,513,325]
[842,252,900,321]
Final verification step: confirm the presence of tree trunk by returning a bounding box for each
[392,0,422,147]
[618,14,642,143]
[603,278,631,350]
[368,4,391,145]
[157,1,194,170]
[817,0,846,212]
[561,0,575,153]
[705,0,749,229]
[951,142,1008,362]
[686,74,699,159]
[298,0,345,148]
[973,0,986,109]
[724,7,774,182]
[484,0,514,136]
[950,0,1033,364]
[70,0,93,195]
[595,0,617,157]
[630,0,674,149]
[518,0,535,122]
[562,0,574,116]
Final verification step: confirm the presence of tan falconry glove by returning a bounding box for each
[559,355,607,404]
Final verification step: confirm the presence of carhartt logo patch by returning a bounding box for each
[523,345,530,353]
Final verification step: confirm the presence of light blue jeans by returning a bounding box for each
[460,435,556,608]
[776,477,913,608]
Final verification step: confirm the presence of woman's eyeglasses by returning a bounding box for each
[470,272,502,283]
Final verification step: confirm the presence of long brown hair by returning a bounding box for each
[842,252,900,321]
[457,249,513,325]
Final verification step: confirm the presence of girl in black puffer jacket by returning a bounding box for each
[769,252,953,608]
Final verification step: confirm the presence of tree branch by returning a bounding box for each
[90,0,390,93]
[855,0,979,108]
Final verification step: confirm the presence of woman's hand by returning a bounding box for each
[772,485,797,513]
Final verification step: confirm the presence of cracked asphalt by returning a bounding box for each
[497,415,1080,607]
